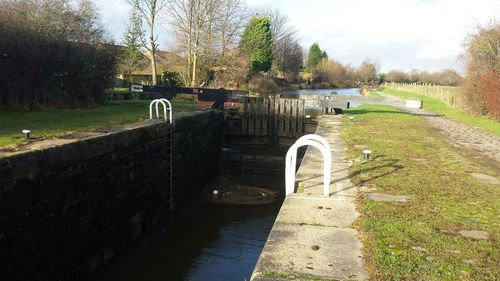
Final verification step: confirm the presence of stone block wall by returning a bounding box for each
[0,110,223,281]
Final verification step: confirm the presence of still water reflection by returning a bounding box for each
[92,176,284,281]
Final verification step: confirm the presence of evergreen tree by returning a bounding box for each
[241,16,273,73]
[307,43,327,70]
[119,9,145,75]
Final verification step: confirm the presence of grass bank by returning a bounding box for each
[382,88,500,135]
[366,90,383,98]
[344,104,499,280]
[0,100,197,148]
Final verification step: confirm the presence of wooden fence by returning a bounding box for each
[241,97,305,138]
[385,82,461,108]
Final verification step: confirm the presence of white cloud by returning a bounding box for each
[97,0,499,72]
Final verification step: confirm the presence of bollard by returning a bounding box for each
[22,129,31,140]
[363,149,372,161]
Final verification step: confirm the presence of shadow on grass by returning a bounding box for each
[296,156,403,194]
[354,159,403,184]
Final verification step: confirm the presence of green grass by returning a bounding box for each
[366,90,383,98]
[0,100,197,147]
[104,87,130,93]
[382,88,500,135]
[344,104,499,280]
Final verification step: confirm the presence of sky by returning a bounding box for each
[95,0,499,73]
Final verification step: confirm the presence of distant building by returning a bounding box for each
[117,49,175,85]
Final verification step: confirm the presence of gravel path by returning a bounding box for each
[327,93,499,165]
[375,92,500,165]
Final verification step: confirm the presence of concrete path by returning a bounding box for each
[251,115,368,281]
[375,92,500,165]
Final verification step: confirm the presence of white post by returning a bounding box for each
[285,134,331,197]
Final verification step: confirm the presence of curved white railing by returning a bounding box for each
[149,98,173,123]
[285,134,331,197]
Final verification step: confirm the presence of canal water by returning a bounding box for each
[92,176,285,281]
[283,88,362,116]
[283,88,361,97]
[92,90,352,281]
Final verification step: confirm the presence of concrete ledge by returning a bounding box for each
[252,224,367,281]
[276,196,358,228]
[251,115,368,281]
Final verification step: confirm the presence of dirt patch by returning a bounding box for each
[199,177,277,205]
[0,145,24,152]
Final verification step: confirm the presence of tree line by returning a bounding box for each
[382,69,462,86]
[301,43,378,88]
[1,0,497,119]
[121,0,304,89]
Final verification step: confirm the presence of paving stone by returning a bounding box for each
[252,224,368,281]
[458,230,489,240]
[469,173,500,185]
[367,193,408,202]
[411,246,427,252]
[277,196,358,227]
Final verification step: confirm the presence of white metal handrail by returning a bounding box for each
[149,99,173,123]
[285,134,331,197]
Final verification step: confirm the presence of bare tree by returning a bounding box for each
[357,59,377,84]
[167,0,210,86]
[217,0,250,56]
[0,0,106,43]
[126,0,169,85]
[256,7,302,78]
[166,0,248,86]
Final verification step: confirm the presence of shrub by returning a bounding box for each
[0,24,117,110]
[462,22,500,120]
[0,1,117,110]
[248,75,279,98]
[162,71,182,87]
